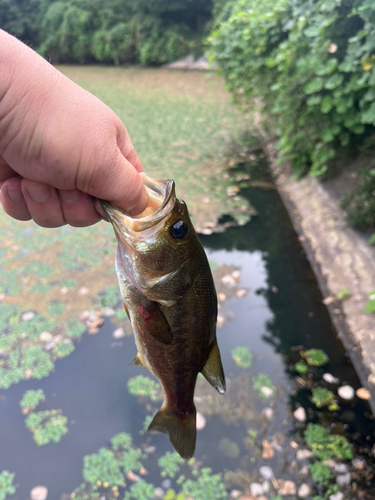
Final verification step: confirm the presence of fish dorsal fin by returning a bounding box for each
[201,339,226,395]
[130,353,147,369]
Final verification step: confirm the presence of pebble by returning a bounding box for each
[39,332,53,342]
[300,466,309,476]
[78,287,89,295]
[262,407,274,421]
[60,287,69,295]
[334,463,348,474]
[261,441,274,460]
[126,471,140,482]
[196,412,206,430]
[154,487,164,498]
[323,296,335,305]
[217,293,226,302]
[338,385,355,400]
[222,275,236,286]
[336,473,351,486]
[102,307,115,317]
[230,490,241,498]
[261,386,274,398]
[201,228,213,235]
[259,466,273,480]
[293,407,306,422]
[298,484,310,498]
[22,311,35,321]
[30,486,48,500]
[45,341,56,350]
[290,441,298,449]
[323,373,340,384]
[250,483,263,497]
[143,445,156,454]
[24,369,32,379]
[112,328,125,339]
[329,492,344,500]
[239,496,256,500]
[232,270,240,280]
[262,481,270,494]
[79,311,90,322]
[161,479,171,489]
[279,481,296,496]
[296,449,313,460]
[236,289,247,298]
[356,387,371,400]
[139,467,148,476]
[352,458,365,470]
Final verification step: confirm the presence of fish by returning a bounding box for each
[101,172,225,458]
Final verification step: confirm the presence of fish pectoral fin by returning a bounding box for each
[148,406,196,459]
[136,303,173,345]
[201,339,226,395]
[130,353,147,369]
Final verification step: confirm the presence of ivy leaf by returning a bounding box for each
[321,96,333,113]
[325,73,344,89]
[304,26,320,37]
[303,77,324,95]
[360,102,375,124]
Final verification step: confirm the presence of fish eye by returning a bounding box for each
[170,220,188,240]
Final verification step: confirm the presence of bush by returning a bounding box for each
[209,0,375,178]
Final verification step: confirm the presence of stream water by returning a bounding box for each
[0,166,374,499]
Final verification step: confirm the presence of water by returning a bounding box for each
[1,171,374,498]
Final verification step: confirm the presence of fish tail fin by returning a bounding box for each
[148,405,196,459]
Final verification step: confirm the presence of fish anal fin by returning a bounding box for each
[148,407,196,459]
[201,339,226,395]
[130,353,147,369]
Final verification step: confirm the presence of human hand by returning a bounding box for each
[0,30,148,228]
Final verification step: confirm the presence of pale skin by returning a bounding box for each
[0,29,148,228]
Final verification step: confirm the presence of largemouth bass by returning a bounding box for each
[101,173,225,458]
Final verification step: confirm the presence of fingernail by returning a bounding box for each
[6,186,23,203]
[60,189,82,203]
[26,183,51,202]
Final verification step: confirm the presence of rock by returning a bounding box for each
[239,496,256,500]
[139,467,148,476]
[222,275,236,286]
[60,287,69,295]
[352,458,365,470]
[0,293,5,301]
[143,445,156,454]
[78,287,89,295]
[232,270,240,280]
[236,289,247,298]
[217,293,226,302]
[24,369,32,379]
[30,486,48,500]
[201,228,213,235]
[262,407,274,420]
[259,466,273,480]
[279,481,296,496]
[262,441,274,460]
[296,449,313,461]
[126,471,140,482]
[39,332,52,342]
[323,296,335,305]
[113,328,125,339]
[261,386,274,398]
[161,479,171,489]
[300,466,309,476]
[336,473,351,486]
[250,483,263,497]
[22,311,35,321]
[44,341,56,350]
[290,441,298,449]
[262,482,270,494]
[298,484,310,498]
[338,385,355,400]
[329,493,344,500]
[154,487,164,498]
[230,490,241,498]
[79,311,90,322]
[102,307,115,317]
[293,407,306,422]
[196,412,206,430]
[356,387,371,400]
[323,373,340,384]
[334,463,349,474]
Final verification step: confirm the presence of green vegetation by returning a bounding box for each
[294,360,309,374]
[182,468,227,500]
[231,346,253,368]
[302,349,329,367]
[0,471,16,500]
[337,288,351,300]
[210,0,375,228]
[120,448,145,473]
[124,480,155,500]
[364,290,375,313]
[20,389,46,412]
[25,409,68,445]
[99,285,120,308]
[252,373,275,399]
[83,448,125,488]
[111,432,133,451]
[304,423,353,461]
[309,461,333,486]
[127,375,160,401]
[158,452,185,478]
[368,234,375,245]
[53,340,75,359]
[66,318,86,338]
[341,169,375,231]
[311,388,339,411]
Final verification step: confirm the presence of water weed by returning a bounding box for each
[127,375,160,401]
[231,346,253,369]
[0,471,16,500]
[25,410,68,446]
[158,452,185,478]
[302,349,329,367]
[20,389,45,413]
[252,373,275,399]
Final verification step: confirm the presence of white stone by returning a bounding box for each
[113,328,125,339]
[30,486,48,500]
[154,487,164,498]
[298,484,310,498]
[102,307,115,317]
[144,445,156,454]
[338,385,355,400]
[259,466,273,480]
[196,412,206,430]
[39,332,52,342]
[296,449,313,460]
[22,311,35,321]
[230,490,241,498]
[293,407,306,422]
[323,373,339,384]
[336,473,351,486]
[329,492,344,500]
[300,466,309,476]
[334,463,349,474]
[262,407,274,420]
[261,386,274,398]
[250,483,263,497]
[262,481,270,494]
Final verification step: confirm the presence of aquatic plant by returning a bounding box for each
[364,290,375,313]
[18,346,54,379]
[231,346,253,368]
[115,308,128,319]
[66,318,86,338]
[124,480,155,500]
[25,409,68,446]
[158,452,185,478]
[111,432,132,451]
[20,389,45,412]
[0,471,16,500]
[309,461,333,486]
[140,415,153,434]
[337,289,350,300]
[182,467,227,500]
[127,375,160,401]
[48,300,66,316]
[120,447,145,473]
[218,438,240,458]
[304,424,353,461]
[53,340,75,359]
[302,349,329,367]
[311,388,339,411]
[83,448,125,488]
[252,373,275,399]
[294,361,308,374]
[99,285,120,308]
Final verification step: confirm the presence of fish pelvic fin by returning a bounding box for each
[130,353,147,370]
[148,406,196,459]
[201,338,226,395]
